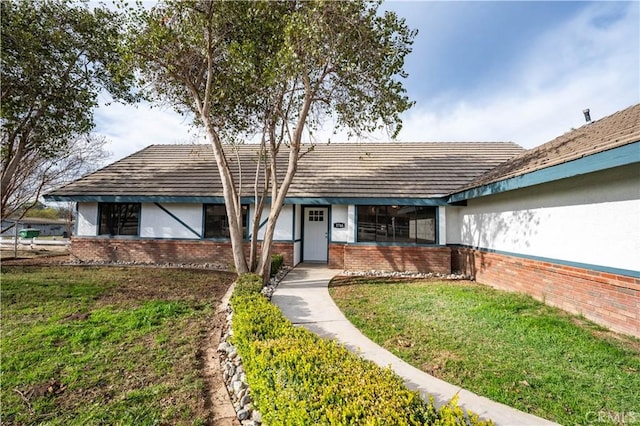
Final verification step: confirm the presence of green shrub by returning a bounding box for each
[231,293,298,351]
[230,291,492,425]
[270,254,284,277]
[245,334,437,425]
[233,273,263,297]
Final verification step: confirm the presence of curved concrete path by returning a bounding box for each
[271,264,559,426]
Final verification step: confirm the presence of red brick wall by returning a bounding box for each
[260,242,295,267]
[328,243,345,269]
[329,244,451,274]
[71,238,294,268]
[452,247,640,337]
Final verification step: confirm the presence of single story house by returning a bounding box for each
[46,103,639,336]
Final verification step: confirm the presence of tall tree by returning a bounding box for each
[1,0,136,226]
[128,0,416,279]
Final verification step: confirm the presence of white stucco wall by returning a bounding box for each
[140,203,203,239]
[451,164,640,272]
[77,203,98,236]
[76,202,297,241]
[438,206,446,245]
[253,204,294,241]
[331,205,350,242]
[446,206,461,245]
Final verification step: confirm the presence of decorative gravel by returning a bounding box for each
[340,269,470,280]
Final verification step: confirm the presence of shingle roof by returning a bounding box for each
[458,103,640,192]
[292,142,523,198]
[47,142,525,200]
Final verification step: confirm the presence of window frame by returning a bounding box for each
[98,202,141,236]
[203,204,248,239]
[356,205,437,245]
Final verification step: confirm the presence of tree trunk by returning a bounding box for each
[201,117,249,274]
[257,77,314,282]
[1,136,26,220]
[249,141,270,272]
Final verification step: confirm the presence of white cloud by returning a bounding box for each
[94,101,205,162]
[94,2,639,161]
[393,2,639,148]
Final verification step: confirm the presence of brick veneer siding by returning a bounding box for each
[329,243,451,274]
[452,247,640,337]
[71,238,294,268]
[328,243,346,269]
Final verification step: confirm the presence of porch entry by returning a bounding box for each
[302,207,328,262]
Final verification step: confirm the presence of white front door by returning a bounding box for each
[303,207,328,262]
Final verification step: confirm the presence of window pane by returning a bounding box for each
[413,207,436,243]
[357,205,377,242]
[308,210,324,222]
[99,203,140,236]
[205,204,247,238]
[204,205,228,238]
[390,206,412,243]
[356,205,436,244]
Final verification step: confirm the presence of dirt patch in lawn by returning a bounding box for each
[1,253,72,265]
[60,312,91,322]
[421,350,463,377]
[3,264,240,425]
[93,267,236,307]
[203,308,241,426]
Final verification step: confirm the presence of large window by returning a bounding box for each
[99,203,140,236]
[357,205,436,244]
[204,204,247,238]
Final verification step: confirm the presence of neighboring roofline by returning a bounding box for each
[43,194,450,206]
[447,141,640,203]
[1,217,70,225]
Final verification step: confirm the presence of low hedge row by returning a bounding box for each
[270,254,284,277]
[230,273,492,425]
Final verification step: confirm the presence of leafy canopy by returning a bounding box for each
[125,0,416,276]
[127,0,416,141]
[1,0,136,159]
[1,0,137,223]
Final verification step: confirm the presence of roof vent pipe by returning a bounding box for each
[583,108,591,123]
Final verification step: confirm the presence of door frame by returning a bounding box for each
[301,205,330,263]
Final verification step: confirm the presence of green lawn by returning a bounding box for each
[329,277,640,425]
[1,265,235,425]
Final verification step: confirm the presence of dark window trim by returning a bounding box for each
[203,204,248,240]
[98,202,141,236]
[355,205,438,245]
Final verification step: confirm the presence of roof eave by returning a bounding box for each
[43,195,233,204]
[447,141,640,203]
[43,194,450,206]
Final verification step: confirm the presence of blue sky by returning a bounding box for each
[95,1,640,162]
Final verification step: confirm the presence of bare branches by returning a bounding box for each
[1,134,109,231]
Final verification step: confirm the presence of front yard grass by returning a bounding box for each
[1,265,235,425]
[329,277,640,425]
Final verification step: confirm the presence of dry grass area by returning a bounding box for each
[1,248,70,261]
[2,265,236,425]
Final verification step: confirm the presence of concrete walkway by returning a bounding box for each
[271,264,558,426]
